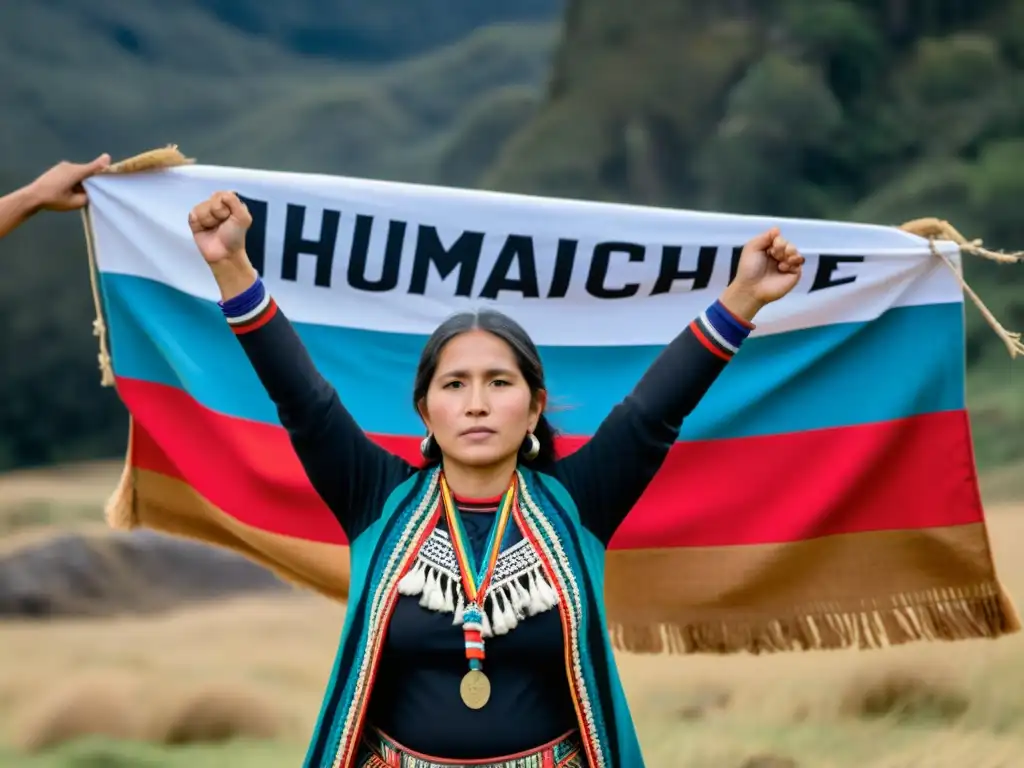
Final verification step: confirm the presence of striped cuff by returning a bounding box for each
[219,276,278,335]
[689,300,755,361]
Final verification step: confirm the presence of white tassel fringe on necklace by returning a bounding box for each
[396,529,559,637]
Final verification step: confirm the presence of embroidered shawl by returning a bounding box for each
[302,466,643,768]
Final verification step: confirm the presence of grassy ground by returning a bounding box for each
[1,468,1023,766]
[0,740,305,768]
[2,541,1024,767]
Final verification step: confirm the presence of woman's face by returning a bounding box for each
[419,330,544,470]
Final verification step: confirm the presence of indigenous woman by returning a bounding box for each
[187,191,805,768]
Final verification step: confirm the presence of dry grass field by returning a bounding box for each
[1,462,1023,767]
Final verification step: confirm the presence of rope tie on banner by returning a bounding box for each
[900,217,1023,359]
[79,145,195,387]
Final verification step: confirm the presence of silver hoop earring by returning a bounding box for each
[420,433,435,459]
[521,432,540,461]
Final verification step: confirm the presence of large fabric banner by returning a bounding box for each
[81,160,1018,654]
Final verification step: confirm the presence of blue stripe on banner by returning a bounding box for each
[100,273,966,440]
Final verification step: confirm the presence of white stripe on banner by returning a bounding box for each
[84,166,964,346]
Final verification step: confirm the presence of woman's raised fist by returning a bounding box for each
[187,191,252,264]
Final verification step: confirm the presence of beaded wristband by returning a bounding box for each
[691,300,755,360]
[218,276,277,335]
[218,276,265,318]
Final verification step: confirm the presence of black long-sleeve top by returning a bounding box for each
[225,285,749,759]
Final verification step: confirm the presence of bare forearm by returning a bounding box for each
[718,284,765,325]
[209,250,259,300]
[0,186,40,239]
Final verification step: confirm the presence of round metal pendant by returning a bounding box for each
[460,669,491,710]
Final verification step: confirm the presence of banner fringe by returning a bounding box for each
[608,583,1021,655]
[899,217,1024,359]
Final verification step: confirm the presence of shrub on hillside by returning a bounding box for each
[838,666,970,725]
[12,676,141,753]
[11,676,283,753]
[144,684,283,746]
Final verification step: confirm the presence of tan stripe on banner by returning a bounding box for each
[604,525,1020,653]
[122,468,1019,655]
[132,469,351,600]
[606,524,998,620]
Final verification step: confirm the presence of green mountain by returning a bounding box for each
[0,2,560,182]
[490,0,1024,467]
[1,0,1021,474]
[192,0,562,61]
[0,2,560,471]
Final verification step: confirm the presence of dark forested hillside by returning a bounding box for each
[484,0,1024,466]
[0,1,561,472]
[195,0,563,61]
[1,0,1021,473]
[0,2,560,180]
[8,0,563,67]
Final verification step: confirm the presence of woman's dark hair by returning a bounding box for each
[413,309,558,468]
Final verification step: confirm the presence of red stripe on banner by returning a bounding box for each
[598,408,984,549]
[117,377,984,549]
